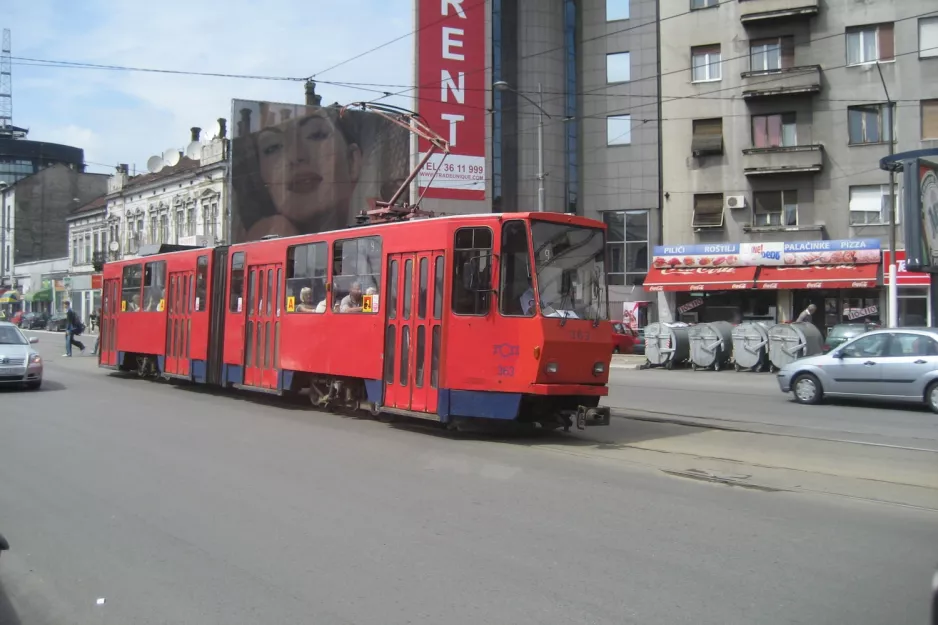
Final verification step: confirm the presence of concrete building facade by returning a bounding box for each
[653,0,938,329]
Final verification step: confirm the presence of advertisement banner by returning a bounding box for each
[883,250,931,286]
[416,0,487,200]
[230,99,410,243]
[922,163,938,266]
[652,239,881,269]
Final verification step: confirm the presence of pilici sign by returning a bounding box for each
[652,239,881,269]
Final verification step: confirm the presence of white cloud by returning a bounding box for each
[6,0,416,173]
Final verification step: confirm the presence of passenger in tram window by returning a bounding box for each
[296,287,316,312]
[129,294,141,312]
[339,280,364,313]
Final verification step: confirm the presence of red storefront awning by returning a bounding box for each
[644,266,759,292]
[755,264,880,290]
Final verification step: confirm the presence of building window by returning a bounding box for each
[752,113,797,148]
[692,45,722,82]
[72,238,79,264]
[606,52,630,83]
[691,0,718,9]
[149,215,158,244]
[692,194,724,228]
[175,210,185,240]
[849,184,897,226]
[921,17,938,59]
[846,23,894,65]
[750,37,794,72]
[922,100,938,140]
[847,104,893,145]
[607,115,632,146]
[606,0,629,21]
[604,211,648,287]
[84,235,91,264]
[160,215,169,243]
[753,190,798,227]
[691,118,723,156]
[186,203,196,236]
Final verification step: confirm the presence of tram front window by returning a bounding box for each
[530,222,607,321]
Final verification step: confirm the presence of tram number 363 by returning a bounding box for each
[498,366,515,377]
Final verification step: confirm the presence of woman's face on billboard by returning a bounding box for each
[256,111,362,228]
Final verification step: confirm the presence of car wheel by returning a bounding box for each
[925,382,938,414]
[792,373,822,405]
[25,380,41,390]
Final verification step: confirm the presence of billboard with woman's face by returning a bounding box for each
[230,99,410,243]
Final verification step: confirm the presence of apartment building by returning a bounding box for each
[653,0,938,329]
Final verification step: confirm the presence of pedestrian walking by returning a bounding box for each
[63,300,85,357]
[796,304,817,323]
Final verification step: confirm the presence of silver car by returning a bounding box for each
[0,321,43,390]
[777,327,938,413]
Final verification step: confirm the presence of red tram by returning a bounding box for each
[99,212,613,431]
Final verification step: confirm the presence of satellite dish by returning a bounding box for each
[204,119,221,141]
[108,241,119,252]
[185,141,202,160]
[146,155,164,173]
[163,149,181,167]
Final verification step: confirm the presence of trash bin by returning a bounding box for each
[732,321,771,372]
[767,322,824,371]
[688,321,734,371]
[643,322,691,370]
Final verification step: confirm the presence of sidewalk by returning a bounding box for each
[611,354,646,369]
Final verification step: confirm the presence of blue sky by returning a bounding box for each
[6,0,415,174]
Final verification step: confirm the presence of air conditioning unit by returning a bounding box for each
[725,195,747,210]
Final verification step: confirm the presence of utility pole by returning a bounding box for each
[493,80,550,211]
[877,62,898,328]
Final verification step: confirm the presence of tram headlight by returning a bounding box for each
[545,362,558,374]
[592,362,605,376]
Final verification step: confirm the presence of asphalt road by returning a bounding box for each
[605,366,938,449]
[0,335,935,624]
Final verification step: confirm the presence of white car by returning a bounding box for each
[0,321,43,390]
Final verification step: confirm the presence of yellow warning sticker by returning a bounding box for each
[157,299,165,312]
[286,296,296,312]
[362,294,373,313]
[121,300,126,312]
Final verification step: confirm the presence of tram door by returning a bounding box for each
[165,270,194,377]
[243,263,282,389]
[100,278,121,367]
[384,251,444,414]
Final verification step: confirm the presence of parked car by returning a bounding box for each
[822,322,880,352]
[19,312,49,330]
[46,313,68,332]
[0,321,43,390]
[777,327,938,412]
[611,323,638,354]
[9,311,23,326]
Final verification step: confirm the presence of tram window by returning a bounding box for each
[400,325,411,385]
[121,264,143,312]
[286,242,327,313]
[403,259,413,320]
[333,236,382,314]
[388,259,399,320]
[416,325,426,388]
[431,325,441,388]
[143,260,166,312]
[195,255,208,311]
[229,252,245,312]
[384,325,396,383]
[418,258,428,319]
[499,221,534,317]
[452,227,492,316]
[433,256,444,319]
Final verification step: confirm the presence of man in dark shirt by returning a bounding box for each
[63,300,85,357]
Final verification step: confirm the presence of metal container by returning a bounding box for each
[688,321,734,371]
[643,322,691,369]
[732,321,771,372]
[767,322,824,370]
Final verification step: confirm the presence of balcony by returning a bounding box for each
[742,144,824,176]
[739,0,819,24]
[741,65,822,99]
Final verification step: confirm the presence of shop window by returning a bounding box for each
[849,184,897,226]
[286,242,328,313]
[899,287,929,326]
[452,227,492,316]
[846,23,894,66]
[229,252,245,312]
[752,113,797,148]
[143,260,166,311]
[121,264,142,312]
[606,115,631,145]
[692,194,724,228]
[333,236,382,314]
[499,220,534,316]
[691,45,722,82]
[607,52,630,83]
[921,100,938,140]
[753,190,798,227]
[921,17,938,59]
[604,210,648,287]
[750,37,794,72]
[691,118,723,156]
[848,104,893,145]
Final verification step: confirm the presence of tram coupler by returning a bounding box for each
[580,406,611,427]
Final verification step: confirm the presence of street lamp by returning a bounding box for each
[493,80,551,212]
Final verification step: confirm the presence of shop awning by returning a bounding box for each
[755,264,880,290]
[26,289,53,303]
[0,290,20,303]
[643,266,759,292]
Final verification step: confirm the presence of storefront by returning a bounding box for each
[884,250,931,326]
[645,240,883,335]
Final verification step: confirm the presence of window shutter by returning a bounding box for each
[922,100,938,140]
[781,36,795,68]
[878,23,895,61]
